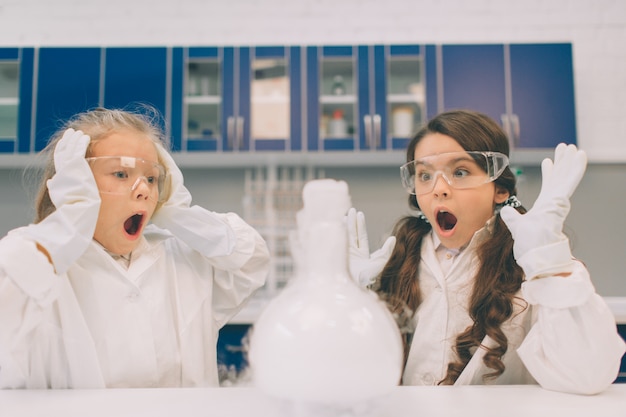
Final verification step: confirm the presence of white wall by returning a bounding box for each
[0,0,625,294]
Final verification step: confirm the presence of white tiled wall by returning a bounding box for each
[0,0,625,295]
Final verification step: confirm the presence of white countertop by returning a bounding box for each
[231,296,626,325]
[2,385,625,417]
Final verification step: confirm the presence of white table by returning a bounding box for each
[233,296,626,325]
[2,385,625,417]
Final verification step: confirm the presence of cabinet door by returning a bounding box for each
[178,47,222,152]
[439,43,576,150]
[35,47,101,151]
[509,43,577,148]
[357,44,426,152]
[307,44,425,153]
[0,49,20,152]
[385,45,426,150]
[307,45,358,151]
[103,47,168,132]
[178,46,301,153]
[0,48,34,153]
[222,47,250,151]
[249,46,302,152]
[425,45,439,122]
[440,44,507,125]
[357,45,382,151]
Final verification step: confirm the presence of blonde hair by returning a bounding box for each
[33,106,172,223]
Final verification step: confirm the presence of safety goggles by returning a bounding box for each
[400,151,509,196]
[86,156,167,202]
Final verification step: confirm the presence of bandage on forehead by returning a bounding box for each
[88,156,163,174]
[120,156,137,168]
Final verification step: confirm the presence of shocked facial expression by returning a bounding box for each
[414,133,509,250]
[89,129,160,255]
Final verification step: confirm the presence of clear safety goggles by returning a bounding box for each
[86,156,167,202]
[400,151,509,195]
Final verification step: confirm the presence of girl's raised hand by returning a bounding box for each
[22,129,101,274]
[500,143,587,279]
[346,208,396,287]
[150,144,236,258]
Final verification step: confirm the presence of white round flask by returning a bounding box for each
[249,179,403,406]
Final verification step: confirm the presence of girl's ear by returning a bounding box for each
[494,187,510,205]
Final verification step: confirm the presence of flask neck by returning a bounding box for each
[302,221,349,280]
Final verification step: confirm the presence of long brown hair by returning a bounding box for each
[376,109,527,384]
[32,106,171,223]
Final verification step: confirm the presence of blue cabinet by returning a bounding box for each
[508,44,576,148]
[437,43,576,149]
[1,43,577,161]
[33,47,169,152]
[381,45,427,151]
[306,45,358,151]
[172,47,221,152]
[35,47,101,151]
[104,47,168,132]
[174,46,302,153]
[248,46,303,152]
[440,44,506,124]
[307,45,426,152]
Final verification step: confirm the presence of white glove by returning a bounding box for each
[346,208,396,287]
[150,144,235,258]
[22,128,101,274]
[500,143,587,279]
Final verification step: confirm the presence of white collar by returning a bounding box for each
[96,236,150,269]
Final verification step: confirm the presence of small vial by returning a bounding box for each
[331,75,346,95]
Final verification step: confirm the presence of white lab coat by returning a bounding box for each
[0,213,269,389]
[402,220,626,394]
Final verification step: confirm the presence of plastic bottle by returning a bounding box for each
[249,179,403,407]
[392,106,414,137]
[328,109,347,137]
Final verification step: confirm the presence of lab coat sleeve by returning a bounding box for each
[517,259,626,395]
[208,212,270,328]
[0,232,59,388]
[154,195,270,326]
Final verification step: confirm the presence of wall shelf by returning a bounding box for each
[0,148,567,170]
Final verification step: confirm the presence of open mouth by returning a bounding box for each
[437,210,457,231]
[124,213,145,236]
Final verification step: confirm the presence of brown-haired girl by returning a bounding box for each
[348,109,625,394]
